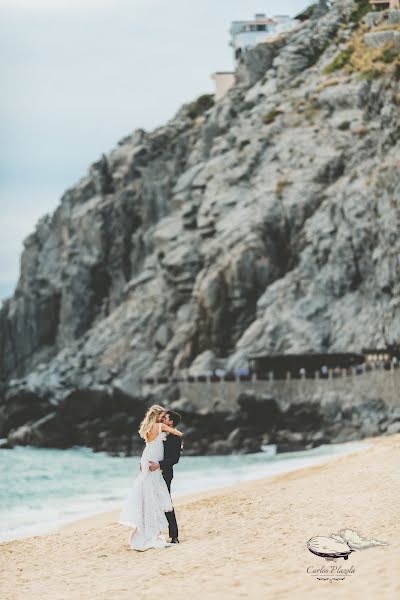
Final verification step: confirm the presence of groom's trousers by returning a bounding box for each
[164,477,178,539]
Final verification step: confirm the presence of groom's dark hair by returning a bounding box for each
[165,409,181,426]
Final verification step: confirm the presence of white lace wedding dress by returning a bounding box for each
[119,423,173,551]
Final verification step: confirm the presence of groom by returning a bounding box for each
[149,409,182,543]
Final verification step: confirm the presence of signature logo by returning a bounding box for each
[306,529,388,582]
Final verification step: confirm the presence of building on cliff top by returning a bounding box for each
[369,0,400,9]
[211,12,297,101]
[230,13,296,61]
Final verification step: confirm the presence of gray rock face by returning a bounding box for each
[1,0,400,452]
[236,42,282,87]
[273,3,347,87]
[386,421,400,435]
[363,9,400,28]
[364,30,400,50]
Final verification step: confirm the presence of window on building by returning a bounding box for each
[257,24,266,31]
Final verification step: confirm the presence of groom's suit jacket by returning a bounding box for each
[159,434,183,487]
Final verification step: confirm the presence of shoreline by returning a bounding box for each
[61,437,371,535]
[1,433,399,600]
[62,438,375,546]
[1,439,370,543]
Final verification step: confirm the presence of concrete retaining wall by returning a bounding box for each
[176,367,400,413]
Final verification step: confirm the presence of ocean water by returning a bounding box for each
[0,441,369,543]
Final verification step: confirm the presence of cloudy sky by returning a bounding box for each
[0,0,307,301]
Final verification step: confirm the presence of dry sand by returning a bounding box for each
[1,434,399,600]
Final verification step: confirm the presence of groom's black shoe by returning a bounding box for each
[170,538,179,544]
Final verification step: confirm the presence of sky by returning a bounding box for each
[0,0,307,302]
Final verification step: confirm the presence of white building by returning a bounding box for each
[369,0,400,8]
[211,12,298,101]
[230,13,297,60]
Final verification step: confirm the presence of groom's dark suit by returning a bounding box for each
[159,434,182,539]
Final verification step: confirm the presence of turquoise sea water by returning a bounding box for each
[0,441,369,542]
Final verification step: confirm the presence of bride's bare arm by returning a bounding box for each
[161,423,183,437]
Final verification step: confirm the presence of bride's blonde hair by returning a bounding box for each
[138,404,165,440]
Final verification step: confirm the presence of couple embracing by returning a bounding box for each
[119,405,183,551]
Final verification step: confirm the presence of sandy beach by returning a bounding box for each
[1,434,399,600]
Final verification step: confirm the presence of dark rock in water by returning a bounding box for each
[386,421,400,435]
[0,390,51,437]
[351,398,387,423]
[240,436,262,454]
[226,427,243,448]
[329,424,360,444]
[7,412,76,448]
[182,440,204,456]
[309,430,326,446]
[339,398,388,439]
[207,440,233,455]
[279,401,323,432]
[320,393,343,422]
[224,427,263,453]
[112,385,145,415]
[91,427,143,456]
[359,419,380,438]
[261,432,271,446]
[0,438,13,449]
[112,373,141,403]
[274,429,307,453]
[59,388,111,421]
[237,391,280,429]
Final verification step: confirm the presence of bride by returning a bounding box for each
[119,404,183,551]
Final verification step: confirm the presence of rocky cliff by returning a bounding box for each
[1,0,400,452]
